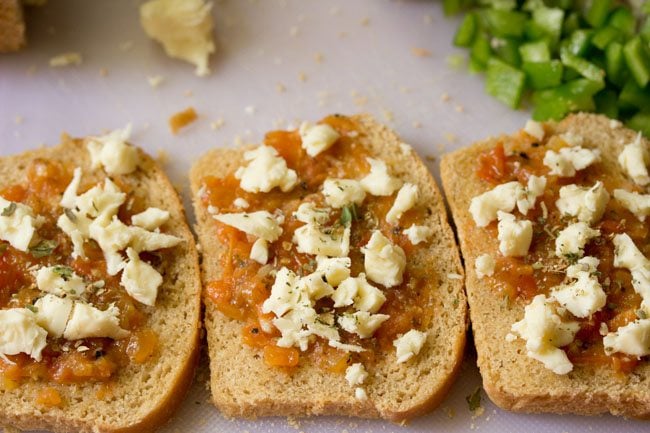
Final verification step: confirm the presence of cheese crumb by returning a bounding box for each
[87,125,140,175]
[603,319,650,356]
[121,248,163,306]
[475,254,495,279]
[360,158,402,196]
[361,230,406,288]
[212,211,282,242]
[393,329,427,363]
[523,119,545,141]
[49,52,83,67]
[543,146,600,177]
[0,197,41,252]
[299,122,340,157]
[551,271,606,318]
[322,179,365,208]
[556,182,609,225]
[403,224,433,245]
[0,309,48,362]
[293,202,330,224]
[235,145,298,193]
[496,211,532,257]
[131,208,170,231]
[338,311,389,338]
[613,189,650,222]
[293,223,350,257]
[469,177,545,227]
[618,133,650,186]
[140,0,215,76]
[386,183,418,224]
[345,363,368,386]
[554,222,600,258]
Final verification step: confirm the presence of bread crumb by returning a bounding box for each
[157,149,170,166]
[14,115,23,125]
[399,142,412,156]
[338,31,348,38]
[289,26,300,37]
[443,406,456,418]
[411,47,431,57]
[184,89,194,97]
[314,52,324,63]
[169,107,198,134]
[455,104,465,113]
[440,92,450,102]
[360,17,370,26]
[210,117,225,130]
[286,416,300,429]
[119,40,134,51]
[233,135,244,146]
[412,121,422,129]
[148,75,164,88]
[443,132,457,143]
[423,14,433,24]
[99,67,108,77]
[329,5,340,14]
[49,52,83,67]
[245,105,256,115]
[298,71,308,82]
[382,109,394,122]
[276,83,286,93]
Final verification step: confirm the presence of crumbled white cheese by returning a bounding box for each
[385,183,418,224]
[273,309,314,351]
[34,294,74,338]
[403,224,433,245]
[566,256,600,279]
[551,271,606,318]
[262,267,302,318]
[554,222,600,258]
[249,238,269,265]
[469,177,545,227]
[355,387,368,401]
[329,340,365,353]
[340,274,386,313]
[234,145,298,193]
[338,311,390,338]
[87,125,140,175]
[315,256,351,287]
[510,294,578,374]
[293,202,331,224]
[393,329,427,363]
[543,146,600,177]
[360,158,402,196]
[60,167,82,209]
[0,308,48,362]
[63,302,129,340]
[497,211,532,257]
[345,363,368,386]
[559,132,584,147]
[612,233,650,312]
[613,189,650,222]
[233,197,250,209]
[556,182,609,225]
[361,230,406,288]
[0,197,41,252]
[131,207,170,231]
[475,254,495,279]
[36,266,87,298]
[299,122,340,157]
[140,0,215,76]
[331,276,358,308]
[213,211,282,242]
[293,223,350,257]
[618,133,650,186]
[603,319,650,356]
[322,179,366,208]
[523,119,545,141]
[121,248,163,306]
[297,271,334,301]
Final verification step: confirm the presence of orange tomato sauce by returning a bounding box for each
[0,158,159,390]
[201,115,433,370]
[473,130,646,373]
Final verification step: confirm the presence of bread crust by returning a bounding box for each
[441,113,650,418]
[190,114,467,422]
[0,136,202,433]
[0,0,25,52]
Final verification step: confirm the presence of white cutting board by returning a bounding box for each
[0,1,646,432]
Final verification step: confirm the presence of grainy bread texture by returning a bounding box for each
[441,113,650,417]
[0,135,202,432]
[0,0,25,52]
[190,114,467,421]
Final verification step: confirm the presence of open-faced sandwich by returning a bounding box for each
[442,113,650,417]
[191,114,467,421]
[0,127,201,432]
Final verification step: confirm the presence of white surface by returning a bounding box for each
[0,1,647,432]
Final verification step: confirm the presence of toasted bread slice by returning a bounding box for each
[441,113,650,417]
[0,0,25,52]
[0,134,201,432]
[190,114,467,421]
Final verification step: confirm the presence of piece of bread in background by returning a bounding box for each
[0,0,25,52]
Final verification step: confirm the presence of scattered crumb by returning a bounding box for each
[148,75,165,88]
[360,17,370,26]
[119,40,134,51]
[472,405,485,419]
[274,57,283,65]
[382,109,394,122]
[412,121,422,129]
[398,86,410,94]
[184,89,194,97]
[440,92,450,102]
[25,65,37,76]
[210,117,225,130]
[443,406,456,419]
[329,5,340,15]
[157,149,170,166]
[411,47,432,57]
[233,135,244,146]
[423,14,433,24]
[49,52,83,67]
[455,104,465,113]
[437,143,446,152]
[399,142,412,156]
[444,132,457,143]
[99,67,108,77]
[313,52,324,63]
[245,105,256,115]
[14,115,23,125]
[276,83,286,93]
[169,107,198,134]
[298,71,308,82]
[286,416,300,430]
[289,25,300,37]
[338,31,348,38]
